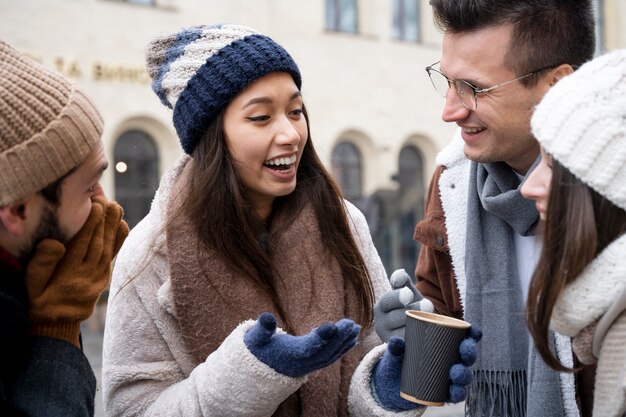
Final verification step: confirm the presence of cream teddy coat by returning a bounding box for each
[102,156,425,417]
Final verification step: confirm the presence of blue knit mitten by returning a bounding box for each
[244,312,361,378]
[373,324,483,411]
[372,337,424,411]
[374,269,434,342]
[448,324,482,402]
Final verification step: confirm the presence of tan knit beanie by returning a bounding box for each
[531,49,626,211]
[0,40,103,206]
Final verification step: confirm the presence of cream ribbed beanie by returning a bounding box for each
[0,40,103,206]
[531,49,626,211]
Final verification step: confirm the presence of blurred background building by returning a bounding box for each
[1,1,624,415]
[1,0,624,276]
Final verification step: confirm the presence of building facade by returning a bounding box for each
[0,0,623,275]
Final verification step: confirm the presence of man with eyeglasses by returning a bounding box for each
[374,1,597,416]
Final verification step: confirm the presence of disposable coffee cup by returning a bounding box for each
[400,310,470,406]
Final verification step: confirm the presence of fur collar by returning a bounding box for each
[551,233,626,336]
[436,129,471,312]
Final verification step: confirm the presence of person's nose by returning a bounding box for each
[92,183,106,199]
[520,169,547,202]
[275,116,302,146]
[441,88,471,123]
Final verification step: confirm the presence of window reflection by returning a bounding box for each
[393,0,420,42]
[331,141,363,201]
[326,0,358,33]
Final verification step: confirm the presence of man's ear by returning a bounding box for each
[0,198,32,237]
[548,63,575,87]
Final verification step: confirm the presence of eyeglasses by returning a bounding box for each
[425,61,558,111]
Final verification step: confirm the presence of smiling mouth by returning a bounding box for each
[462,127,485,134]
[264,155,297,171]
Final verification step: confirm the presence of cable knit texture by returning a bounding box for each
[531,49,626,211]
[145,24,301,154]
[0,41,102,205]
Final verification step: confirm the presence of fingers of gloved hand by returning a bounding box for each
[84,210,106,266]
[459,337,478,366]
[245,312,278,347]
[387,336,405,357]
[113,219,129,258]
[405,298,435,313]
[99,201,125,266]
[329,319,361,356]
[304,319,359,356]
[469,323,483,342]
[390,269,424,302]
[375,287,414,314]
[315,322,339,340]
[25,239,66,299]
[374,309,407,343]
[376,307,409,330]
[449,363,472,386]
[305,320,360,370]
[66,199,105,262]
[449,384,468,403]
[389,269,411,289]
[373,337,424,411]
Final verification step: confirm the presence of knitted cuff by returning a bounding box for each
[30,321,81,348]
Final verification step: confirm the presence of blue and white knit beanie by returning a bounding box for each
[531,49,626,211]
[146,24,302,154]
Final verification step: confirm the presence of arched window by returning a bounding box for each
[331,141,363,201]
[396,145,425,274]
[398,145,424,193]
[114,130,159,228]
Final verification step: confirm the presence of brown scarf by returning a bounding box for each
[165,163,363,416]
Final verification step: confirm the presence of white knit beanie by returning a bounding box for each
[531,49,626,211]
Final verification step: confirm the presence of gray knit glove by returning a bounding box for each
[374,269,434,342]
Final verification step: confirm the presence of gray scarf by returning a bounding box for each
[465,161,565,417]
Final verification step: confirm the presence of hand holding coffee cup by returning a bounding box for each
[374,269,434,342]
[400,311,482,406]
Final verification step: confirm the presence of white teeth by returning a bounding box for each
[463,127,484,133]
[265,155,297,166]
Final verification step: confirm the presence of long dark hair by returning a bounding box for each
[526,160,626,371]
[178,104,374,331]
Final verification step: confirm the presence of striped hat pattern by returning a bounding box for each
[531,49,626,211]
[146,24,302,154]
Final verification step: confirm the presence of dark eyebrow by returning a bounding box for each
[241,91,302,109]
[438,63,482,88]
[89,162,108,182]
